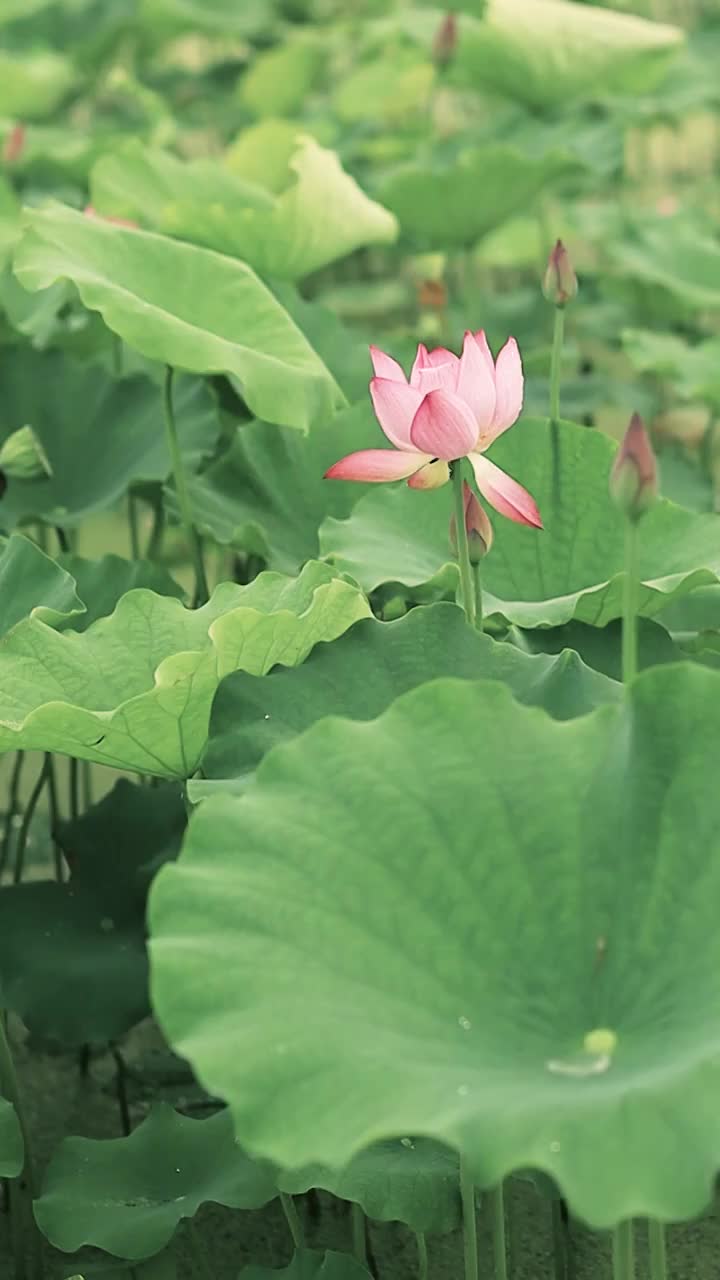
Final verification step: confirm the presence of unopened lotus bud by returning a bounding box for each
[433,12,458,67]
[0,426,52,480]
[610,413,658,521]
[542,239,578,307]
[450,481,493,563]
[3,123,25,166]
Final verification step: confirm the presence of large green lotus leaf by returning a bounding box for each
[0,564,368,777]
[240,37,325,118]
[379,146,576,248]
[139,0,271,37]
[0,49,74,118]
[279,1138,460,1234]
[0,780,184,1043]
[150,663,720,1227]
[320,417,720,628]
[0,349,219,528]
[242,1254,372,1280]
[453,0,682,108]
[610,221,720,311]
[225,120,303,195]
[185,403,380,573]
[0,533,83,633]
[91,139,398,280]
[203,605,619,787]
[12,205,343,431]
[34,1105,277,1259]
[0,1098,22,1178]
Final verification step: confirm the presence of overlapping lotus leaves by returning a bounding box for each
[279,1138,461,1234]
[0,534,83,633]
[150,663,720,1227]
[0,562,369,776]
[0,1098,23,1178]
[320,418,720,627]
[90,139,398,279]
[0,780,185,1043]
[12,205,344,431]
[202,605,619,789]
[0,348,220,527]
[34,1105,277,1259]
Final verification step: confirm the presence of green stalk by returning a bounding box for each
[415,1231,429,1280]
[112,333,124,379]
[460,1155,479,1280]
[162,366,209,606]
[13,757,50,885]
[472,563,483,633]
[612,1221,635,1280]
[146,495,166,562]
[648,1221,667,1280]
[69,755,80,822]
[44,754,63,882]
[451,461,476,627]
[550,305,565,508]
[128,493,141,560]
[0,751,25,878]
[351,1203,368,1266]
[279,1192,305,1250]
[551,1200,570,1280]
[550,306,565,423]
[0,1013,42,1279]
[489,1184,508,1280]
[622,518,639,684]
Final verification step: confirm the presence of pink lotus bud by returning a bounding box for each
[3,124,25,165]
[542,239,578,307]
[610,412,658,521]
[450,481,493,563]
[433,12,458,67]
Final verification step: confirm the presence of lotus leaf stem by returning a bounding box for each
[162,365,209,606]
[128,492,141,560]
[648,1221,667,1280]
[0,751,25,879]
[460,1154,479,1280]
[13,756,50,885]
[489,1183,508,1280]
[622,518,639,684]
[0,1012,42,1279]
[279,1191,305,1250]
[612,1220,635,1280]
[415,1230,428,1280]
[352,1202,368,1266]
[44,753,63,882]
[551,1199,570,1280]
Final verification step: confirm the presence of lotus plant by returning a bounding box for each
[325,331,541,625]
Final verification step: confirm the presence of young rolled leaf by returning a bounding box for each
[150,663,720,1228]
[13,205,343,431]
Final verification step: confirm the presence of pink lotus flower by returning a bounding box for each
[324,332,542,529]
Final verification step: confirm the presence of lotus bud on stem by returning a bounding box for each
[450,479,492,631]
[432,11,458,67]
[610,412,659,684]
